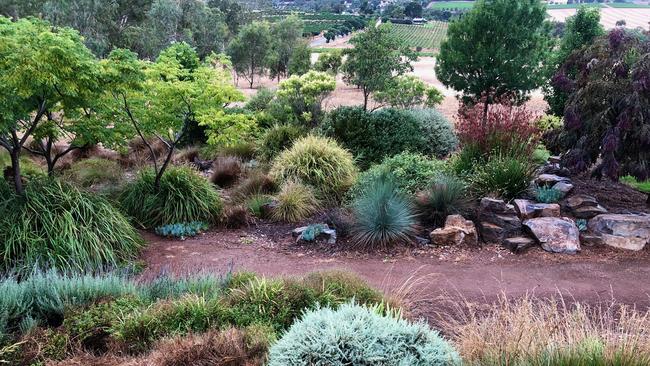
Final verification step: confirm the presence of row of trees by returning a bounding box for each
[0,17,247,195]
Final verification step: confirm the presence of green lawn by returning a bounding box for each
[621,176,650,193]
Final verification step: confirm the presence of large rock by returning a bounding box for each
[523,217,581,254]
[566,194,608,219]
[513,199,561,220]
[430,215,478,247]
[503,236,537,253]
[588,214,650,251]
[536,174,571,186]
[552,181,574,197]
[478,198,522,244]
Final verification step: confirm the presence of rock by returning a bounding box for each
[415,236,431,246]
[513,199,561,220]
[566,194,608,219]
[588,214,650,251]
[536,174,571,186]
[430,215,478,247]
[480,198,517,215]
[478,198,522,244]
[580,233,604,247]
[523,217,581,254]
[503,236,537,253]
[552,181,574,196]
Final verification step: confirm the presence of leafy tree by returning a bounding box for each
[435,0,551,109]
[228,21,273,88]
[558,28,650,187]
[267,15,304,81]
[288,40,312,76]
[544,6,603,116]
[374,75,444,109]
[103,43,249,190]
[342,24,416,110]
[207,0,251,35]
[0,17,103,195]
[404,1,423,18]
[314,49,343,74]
[276,71,336,126]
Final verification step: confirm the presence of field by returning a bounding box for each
[547,7,650,29]
[388,22,448,50]
[427,1,475,9]
[427,1,650,10]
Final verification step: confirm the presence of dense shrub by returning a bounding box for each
[271,181,319,223]
[246,194,273,218]
[349,152,445,200]
[209,156,243,188]
[535,115,563,132]
[321,107,426,168]
[64,157,123,188]
[470,154,536,200]
[534,186,563,204]
[416,174,471,227]
[268,303,460,366]
[270,135,357,200]
[258,124,307,161]
[351,173,418,249]
[120,166,223,229]
[407,108,458,158]
[154,222,209,238]
[245,88,276,112]
[0,179,143,273]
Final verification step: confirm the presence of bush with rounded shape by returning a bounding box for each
[407,108,458,158]
[268,303,460,366]
[209,156,243,188]
[0,179,143,273]
[64,158,123,188]
[416,174,471,227]
[271,181,319,223]
[470,154,536,200]
[349,152,445,200]
[321,107,426,168]
[270,135,357,200]
[351,173,418,249]
[120,166,223,229]
[258,124,307,161]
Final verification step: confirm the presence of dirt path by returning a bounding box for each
[140,226,650,319]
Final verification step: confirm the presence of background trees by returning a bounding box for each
[342,24,416,111]
[228,21,273,88]
[435,0,551,106]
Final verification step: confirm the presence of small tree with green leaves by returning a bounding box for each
[342,24,416,111]
[103,43,249,190]
[435,0,551,110]
[314,49,343,74]
[276,70,336,126]
[267,15,304,81]
[0,17,103,195]
[228,21,273,88]
[373,75,444,109]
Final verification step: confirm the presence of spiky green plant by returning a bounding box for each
[270,135,358,200]
[271,181,319,223]
[0,179,143,273]
[417,174,471,227]
[64,157,123,188]
[351,173,418,249]
[119,165,223,229]
[470,154,536,200]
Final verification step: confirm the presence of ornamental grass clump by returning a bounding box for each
[270,181,319,223]
[0,179,143,273]
[267,303,460,366]
[417,174,471,227]
[119,165,222,229]
[470,154,537,201]
[270,135,357,200]
[351,173,418,249]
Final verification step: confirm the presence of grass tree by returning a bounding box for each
[103,43,249,190]
[0,17,103,195]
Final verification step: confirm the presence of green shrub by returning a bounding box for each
[417,174,471,227]
[268,303,460,366]
[246,194,273,218]
[140,272,227,302]
[349,152,445,200]
[119,165,223,229]
[270,135,357,200]
[0,179,143,273]
[534,186,564,203]
[532,144,551,164]
[245,87,276,112]
[258,124,307,161]
[535,115,563,132]
[407,108,458,158]
[351,173,418,249]
[449,143,484,176]
[64,158,123,188]
[470,154,536,200]
[271,181,319,223]
[321,107,426,168]
[154,222,209,238]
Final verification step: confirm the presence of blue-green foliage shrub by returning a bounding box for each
[154,222,208,238]
[268,303,460,366]
[534,186,564,203]
[321,107,427,168]
[349,152,445,200]
[407,108,458,158]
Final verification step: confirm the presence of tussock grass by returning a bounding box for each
[270,180,319,223]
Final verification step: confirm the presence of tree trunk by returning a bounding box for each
[10,149,24,196]
[482,100,489,128]
[363,89,370,111]
[154,144,175,191]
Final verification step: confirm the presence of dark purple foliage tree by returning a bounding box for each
[559,28,650,191]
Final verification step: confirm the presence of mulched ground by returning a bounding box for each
[570,173,649,214]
